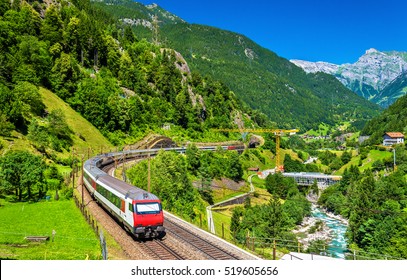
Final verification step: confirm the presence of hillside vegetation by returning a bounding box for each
[362,94,407,145]
[0,0,266,150]
[40,87,112,149]
[0,0,406,261]
[0,0,265,221]
[373,72,407,107]
[93,0,380,131]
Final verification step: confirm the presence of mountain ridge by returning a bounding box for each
[291,48,407,107]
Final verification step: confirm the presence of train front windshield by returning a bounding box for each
[135,202,161,214]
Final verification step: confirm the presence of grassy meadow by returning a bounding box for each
[0,200,101,260]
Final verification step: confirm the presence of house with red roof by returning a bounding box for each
[383,132,405,146]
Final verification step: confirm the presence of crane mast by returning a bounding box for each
[212,128,299,172]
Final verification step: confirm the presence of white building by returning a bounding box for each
[383,132,405,146]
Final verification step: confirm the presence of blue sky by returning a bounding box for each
[136,0,407,64]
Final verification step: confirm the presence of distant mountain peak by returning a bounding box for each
[291,49,407,107]
[365,48,379,54]
[146,3,158,9]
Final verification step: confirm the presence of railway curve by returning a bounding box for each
[78,137,259,260]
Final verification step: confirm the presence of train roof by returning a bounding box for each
[97,175,159,201]
[84,160,106,179]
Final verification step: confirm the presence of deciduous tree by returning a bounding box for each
[0,151,46,201]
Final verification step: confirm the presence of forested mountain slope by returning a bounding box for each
[0,0,266,149]
[93,0,380,131]
[372,71,407,107]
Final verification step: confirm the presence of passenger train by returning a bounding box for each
[83,152,165,238]
[82,145,244,239]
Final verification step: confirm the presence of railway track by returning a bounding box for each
[136,239,185,260]
[79,181,190,260]
[84,138,253,260]
[164,219,242,260]
[94,162,246,260]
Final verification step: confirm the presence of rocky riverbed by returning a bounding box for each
[293,204,348,258]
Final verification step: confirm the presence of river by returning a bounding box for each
[310,205,348,258]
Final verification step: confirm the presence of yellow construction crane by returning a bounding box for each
[212,128,299,172]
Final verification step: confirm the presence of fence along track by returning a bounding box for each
[164,219,242,260]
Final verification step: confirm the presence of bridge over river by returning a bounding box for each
[282,172,341,189]
[258,170,341,189]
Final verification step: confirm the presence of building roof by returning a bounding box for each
[384,132,404,138]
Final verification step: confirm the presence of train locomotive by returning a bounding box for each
[83,155,165,239]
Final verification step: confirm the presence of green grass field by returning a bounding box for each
[305,123,330,136]
[335,149,392,174]
[0,200,101,260]
[240,149,275,175]
[212,210,234,241]
[360,150,392,171]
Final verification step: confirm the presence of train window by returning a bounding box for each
[135,203,161,214]
[95,184,123,209]
[128,203,133,212]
